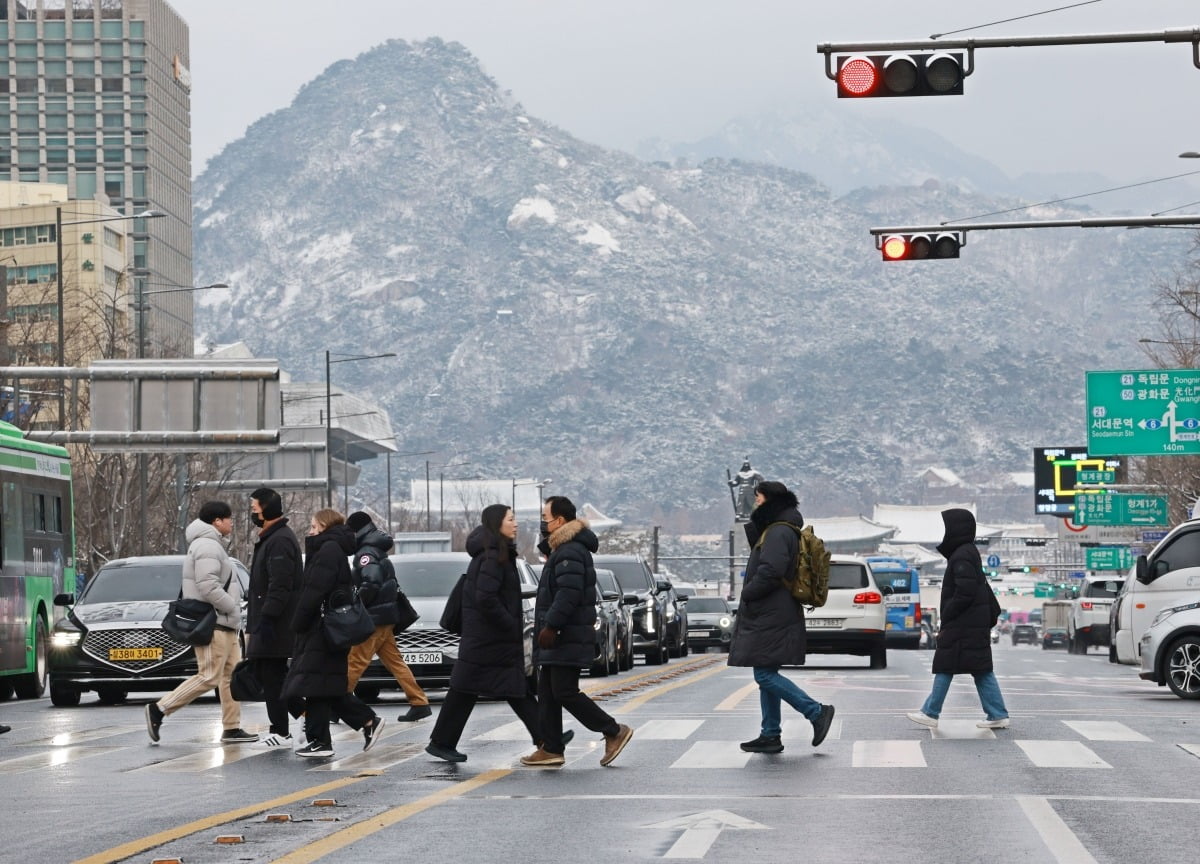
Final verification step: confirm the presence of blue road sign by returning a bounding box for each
[986,554,1000,568]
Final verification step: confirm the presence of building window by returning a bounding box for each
[103,228,122,250]
[44,114,68,130]
[101,60,122,76]
[131,169,145,197]
[14,21,37,40]
[14,59,35,73]
[75,172,96,199]
[100,42,122,58]
[102,112,123,128]
[45,96,67,113]
[133,240,146,269]
[101,78,123,92]
[130,21,144,37]
[44,21,67,40]
[71,43,95,59]
[103,143,123,162]
[100,21,122,39]
[43,42,67,58]
[130,113,146,129]
[73,78,96,93]
[74,113,97,129]
[72,22,95,39]
[72,60,95,76]
[15,79,37,93]
[46,78,68,93]
[104,172,123,198]
[129,77,145,94]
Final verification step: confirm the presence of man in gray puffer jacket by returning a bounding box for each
[145,501,258,745]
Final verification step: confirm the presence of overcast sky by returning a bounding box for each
[171,0,1200,191]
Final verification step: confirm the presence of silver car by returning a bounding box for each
[1138,599,1200,699]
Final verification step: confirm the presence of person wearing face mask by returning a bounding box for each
[145,501,257,744]
[245,487,303,749]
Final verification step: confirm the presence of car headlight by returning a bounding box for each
[644,608,655,631]
[52,630,81,648]
[594,618,602,631]
[719,617,731,629]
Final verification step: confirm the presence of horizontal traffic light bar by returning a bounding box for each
[819,27,1200,97]
[871,215,1200,261]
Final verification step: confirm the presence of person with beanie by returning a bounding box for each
[908,508,1010,730]
[728,480,835,754]
[345,511,432,722]
[246,487,304,749]
[426,504,568,762]
[145,501,257,745]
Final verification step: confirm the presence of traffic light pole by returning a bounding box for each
[870,213,1200,252]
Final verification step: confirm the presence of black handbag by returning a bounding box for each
[439,572,468,635]
[162,598,218,646]
[395,589,420,632]
[322,586,376,650]
[230,659,265,702]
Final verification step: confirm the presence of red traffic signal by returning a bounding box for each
[837,52,964,98]
[880,232,962,261]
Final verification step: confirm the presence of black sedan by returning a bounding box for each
[49,556,249,707]
[1042,627,1069,650]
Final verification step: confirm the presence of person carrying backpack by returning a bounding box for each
[728,480,835,754]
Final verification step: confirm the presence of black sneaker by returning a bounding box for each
[425,741,467,763]
[362,716,386,752]
[811,704,835,747]
[740,735,784,754]
[0,723,10,735]
[295,741,334,758]
[144,702,163,743]
[398,705,433,722]
[221,728,259,744]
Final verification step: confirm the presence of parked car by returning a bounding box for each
[1042,627,1069,650]
[1113,519,1200,666]
[660,579,690,658]
[589,568,624,677]
[1011,624,1038,645]
[684,596,735,652]
[802,554,889,669]
[596,568,635,670]
[355,552,536,696]
[672,582,699,599]
[48,555,250,707]
[593,554,673,664]
[1139,599,1200,699]
[1069,575,1123,654]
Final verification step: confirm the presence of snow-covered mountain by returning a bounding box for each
[193,38,1189,530]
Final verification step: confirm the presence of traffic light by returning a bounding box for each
[836,52,965,98]
[880,232,962,261]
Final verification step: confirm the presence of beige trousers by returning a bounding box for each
[158,628,242,730]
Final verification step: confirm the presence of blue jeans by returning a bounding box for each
[920,671,1008,721]
[753,666,822,737]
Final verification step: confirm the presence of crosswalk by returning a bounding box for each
[0,714,1192,775]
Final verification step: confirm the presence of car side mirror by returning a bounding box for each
[601,590,620,602]
[655,580,671,593]
[677,595,688,603]
[1136,555,1149,584]
[622,594,640,606]
[54,592,74,606]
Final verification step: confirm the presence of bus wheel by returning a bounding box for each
[13,617,47,699]
[50,682,80,707]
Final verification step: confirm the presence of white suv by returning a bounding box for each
[803,555,889,669]
[1138,600,1200,699]
[1067,575,1123,654]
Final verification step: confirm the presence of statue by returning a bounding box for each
[726,457,764,522]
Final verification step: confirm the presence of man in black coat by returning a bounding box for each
[344,512,431,722]
[246,488,303,748]
[908,508,1010,729]
[728,480,835,754]
[521,495,633,769]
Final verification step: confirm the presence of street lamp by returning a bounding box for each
[383,449,436,533]
[324,350,395,506]
[512,477,552,512]
[438,461,472,530]
[134,282,228,359]
[56,206,164,429]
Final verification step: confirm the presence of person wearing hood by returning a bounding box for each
[728,480,835,755]
[908,508,1009,730]
[145,501,258,745]
[344,511,431,722]
[521,495,633,769]
[426,504,561,762]
[283,509,386,758]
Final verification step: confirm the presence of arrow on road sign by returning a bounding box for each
[646,810,768,858]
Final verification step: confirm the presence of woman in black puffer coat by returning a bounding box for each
[907,508,1010,730]
[283,509,385,757]
[425,504,548,763]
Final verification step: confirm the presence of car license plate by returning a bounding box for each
[109,647,162,661]
[402,652,442,664]
[688,630,709,636]
[807,619,844,629]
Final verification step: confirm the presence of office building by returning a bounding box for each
[0,0,192,358]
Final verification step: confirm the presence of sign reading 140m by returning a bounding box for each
[1087,370,1200,456]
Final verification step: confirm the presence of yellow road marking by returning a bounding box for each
[715,682,758,711]
[272,769,512,863]
[615,662,729,714]
[72,775,370,864]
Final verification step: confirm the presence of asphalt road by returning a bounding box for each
[2,641,1198,863]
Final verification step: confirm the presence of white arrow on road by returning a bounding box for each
[645,810,769,858]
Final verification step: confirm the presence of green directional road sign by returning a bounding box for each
[1087,370,1200,456]
[1074,493,1169,526]
[1086,547,1134,570]
[1077,469,1115,484]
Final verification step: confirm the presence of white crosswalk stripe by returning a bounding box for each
[1062,721,1150,741]
[0,746,124,774]
[852,740,926,767]
[671,741,753,768]
[1016,740,1111,768]
[635,719,705,740]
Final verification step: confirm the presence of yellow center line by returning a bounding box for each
[715,681,758,711]
[72,774,371,864]
[272,769,513,863]
[614,662,730,714]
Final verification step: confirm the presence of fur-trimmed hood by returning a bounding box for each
[547,518,598,553]
[745,489,802,547]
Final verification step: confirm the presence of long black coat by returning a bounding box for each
[534,519,599,668]
[449,526,527,699]
[283,525,357,700]
[728,501,807,668]
[932,509,998,675]
[246,517,302,659]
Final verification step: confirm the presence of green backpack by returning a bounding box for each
[754,522,831,608]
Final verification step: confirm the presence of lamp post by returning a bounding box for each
[134,282,227,359]
[438,461,472,530]
[512,477,552,513]
[324,350,395,507]
[56,207,163,429]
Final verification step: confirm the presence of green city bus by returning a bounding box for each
[0,421,74,700]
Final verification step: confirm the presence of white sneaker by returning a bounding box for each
[906,711,939,728]
[258,733,293,749]
[977,718,1010,729]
